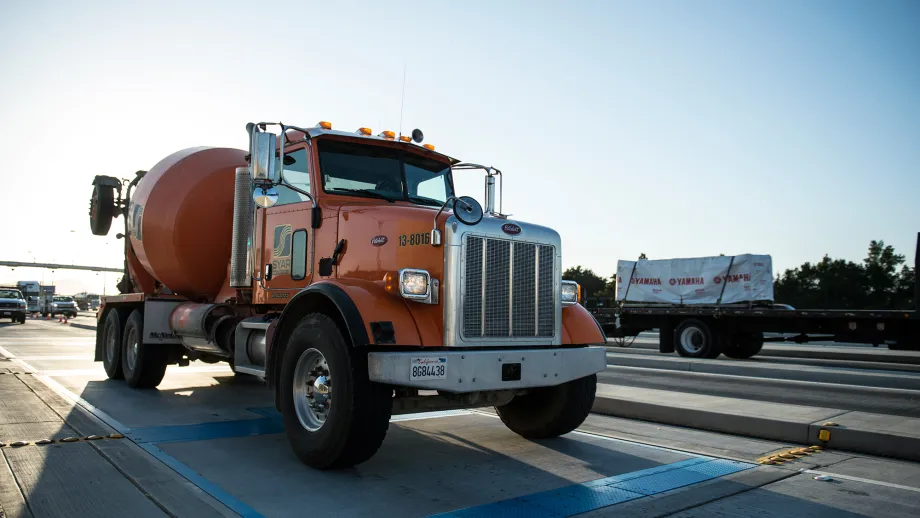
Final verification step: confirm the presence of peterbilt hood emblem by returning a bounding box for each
[371,235,388,246]
[501,223,522,236]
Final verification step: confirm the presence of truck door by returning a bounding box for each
[257,145,314,305]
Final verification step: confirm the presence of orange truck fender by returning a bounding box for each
[266,279,422,392]
[562,304,607,345]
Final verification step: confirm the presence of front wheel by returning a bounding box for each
[280,313,392,469]
[121,309,168,388]
[496,374,597,439]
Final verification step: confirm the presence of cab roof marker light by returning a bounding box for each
[398,135,412,142]
[380,130,396,140]
[358,127,373,135]
[423,143,435,151]
[317,121,332,130]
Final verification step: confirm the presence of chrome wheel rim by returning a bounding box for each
[293,348,331,432]
[679,327,704,353]
[125,327,138,371]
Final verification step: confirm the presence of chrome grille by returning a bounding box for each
[463,236,555,339]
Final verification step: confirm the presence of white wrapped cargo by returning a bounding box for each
[615,255,773,305]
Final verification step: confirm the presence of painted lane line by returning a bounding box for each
[3,346,263,518]
[128,409,477,444]
[799,469,920,493]
[137,443,264,518]
[429,458,756,517]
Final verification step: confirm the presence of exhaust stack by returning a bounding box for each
[484,175,496,214]
[230,166,253,288]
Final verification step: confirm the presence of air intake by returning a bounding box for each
[230,166,252,288]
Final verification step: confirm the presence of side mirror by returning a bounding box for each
[253,186,279,208]
[251,131,279,183]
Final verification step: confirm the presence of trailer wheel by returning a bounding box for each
[496,374,597,438]
[121,309,168,388]
[280,313,393,469]
[674,319,722,358]
[722,332,764,359]
[102,309,126,379]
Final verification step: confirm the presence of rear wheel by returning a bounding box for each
[280,313,392,469]
[496,374,597,438]
[674,319,722,358]
[121,309,168,388]
[722,332,764,359]
[102,309,126,379]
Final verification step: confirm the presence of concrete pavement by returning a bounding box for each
[3,320,920,517]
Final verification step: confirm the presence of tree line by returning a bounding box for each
[564,239,915,310]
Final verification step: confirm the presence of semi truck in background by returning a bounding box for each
[16,281,41,314]
[588,242,920,357]
[87,120,607,469]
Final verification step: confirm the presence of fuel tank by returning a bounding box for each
[128,147,247,299]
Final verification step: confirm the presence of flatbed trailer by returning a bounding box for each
[587,234,920,358]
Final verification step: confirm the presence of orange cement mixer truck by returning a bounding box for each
[88,120,607,469]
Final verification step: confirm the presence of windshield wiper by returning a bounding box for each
[407,195,445,207]
[328,188,396,203]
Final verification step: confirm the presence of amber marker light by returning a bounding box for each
[423,143,435,151]
[317,121,332,129]
[358,127,373,135]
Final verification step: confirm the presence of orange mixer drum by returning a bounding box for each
[128,147,248,299]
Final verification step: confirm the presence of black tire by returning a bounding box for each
[722,332,765,359]
[102,309,126,380]
[121,310,168,388]
[496,374,597,439]
[674,319,722,358]
[19,316,26,324]
[280,313,393,469]
[90,183,116,236]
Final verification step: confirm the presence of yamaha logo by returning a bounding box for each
[371,235,388,247]
[501,223,522,236]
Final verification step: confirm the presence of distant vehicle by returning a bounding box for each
[74,292,101,311]
[16,281,41,314]
[43,295,78,319]
[0,287,28,324]
[589,237,920,358]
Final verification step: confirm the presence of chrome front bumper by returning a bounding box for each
[367,346,607,393]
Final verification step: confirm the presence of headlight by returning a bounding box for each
[19,302,26,308]
[384,268,438,304]
[400,269,430,298]
[561,281,580,306]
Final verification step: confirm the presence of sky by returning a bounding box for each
[1,0,918,295]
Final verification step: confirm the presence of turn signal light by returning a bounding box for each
[398,135,412,142]
[317,121,332,130]
[381,130,396,139]
[384,272,398,294]
[358,127,372,135]
[423,144,435,151]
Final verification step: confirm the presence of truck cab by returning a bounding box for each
[88,120,608,470]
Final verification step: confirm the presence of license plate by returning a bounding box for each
[2,312,10,316]
[410,357,447,380]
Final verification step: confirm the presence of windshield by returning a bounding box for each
[318,140,453,206]
[0,290,23,299]
[53,296,73,302]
